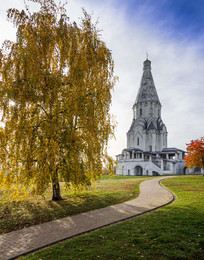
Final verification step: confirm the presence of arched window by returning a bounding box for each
[149,145,152,152]
[140,109,142,115]
[137,138,139,145]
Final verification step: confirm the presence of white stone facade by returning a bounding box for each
[116,59,203,176]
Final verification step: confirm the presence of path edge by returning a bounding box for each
[11,177,177,260]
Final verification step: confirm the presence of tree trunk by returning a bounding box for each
[52,172,63,201]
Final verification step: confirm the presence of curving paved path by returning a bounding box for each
[0,176,175,260]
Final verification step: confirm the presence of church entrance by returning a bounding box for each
[134,166,143,176]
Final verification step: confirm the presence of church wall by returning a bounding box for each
[176,161,186,175]
[155,131,167,151]
[140,132,145,151]
[130,133,134,148]
[116,160,158,176]
[155,133,160,151]
[129,123,167,152]
[116,157,177,176]
[127,133,130,148]
[132,101,165,152]
[153,103,159,118]
[144,131,148,151]
[135,104,140,118]
[134,132,144,149]
[116,154,203,176]
[145,132,151,151]
[144,131,157,152]
[152,132,156,152]
[163,132,167,148]
[135,102,161,119]
[127,124,146,150]
[144,102,148,117]
[127,132,134,148]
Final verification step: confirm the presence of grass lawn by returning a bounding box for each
[0,176,148,234]
[22,176,204,260]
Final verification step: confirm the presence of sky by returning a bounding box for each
[0,0,204,159]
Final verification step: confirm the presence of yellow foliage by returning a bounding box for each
[0,0,117,200]
[102,155,117,176]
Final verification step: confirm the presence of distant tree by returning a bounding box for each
[184,137,204,175]
[0,0,117,200]
[102,156,116,176]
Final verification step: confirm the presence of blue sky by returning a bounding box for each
[0,0,204,158]
[115,0,204,39]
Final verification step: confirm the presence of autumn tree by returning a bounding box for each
[0,0,117,200]
[184,137,204,175]
[102,156,116,175]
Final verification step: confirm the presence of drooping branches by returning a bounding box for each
[0,0,117,200]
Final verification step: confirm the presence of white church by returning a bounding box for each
[116,59,203,176]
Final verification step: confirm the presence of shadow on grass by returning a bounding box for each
[0,177,147,235]
[0,196,160,259]
[0,191,136,234]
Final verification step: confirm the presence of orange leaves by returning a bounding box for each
[184,137,204,170]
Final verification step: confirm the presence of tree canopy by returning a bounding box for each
[0,0,117,200]
[184,137,204,174]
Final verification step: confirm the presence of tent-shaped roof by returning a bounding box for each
[135,59,160,104]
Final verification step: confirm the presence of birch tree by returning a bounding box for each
[0,0,116,200]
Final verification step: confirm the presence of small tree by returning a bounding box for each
[184,137,204,175]
[102,156,116,176]
[0,0,117,200]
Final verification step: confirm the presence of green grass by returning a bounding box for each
[0,176,148,234]
[100,175,151,180]
[22,176,204,260]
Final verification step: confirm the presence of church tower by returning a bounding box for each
[116,59,196,176]
[116,59,197,176]
[127,59,167,152]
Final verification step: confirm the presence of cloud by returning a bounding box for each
[1,0,204,158]
[78,0,204,157]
